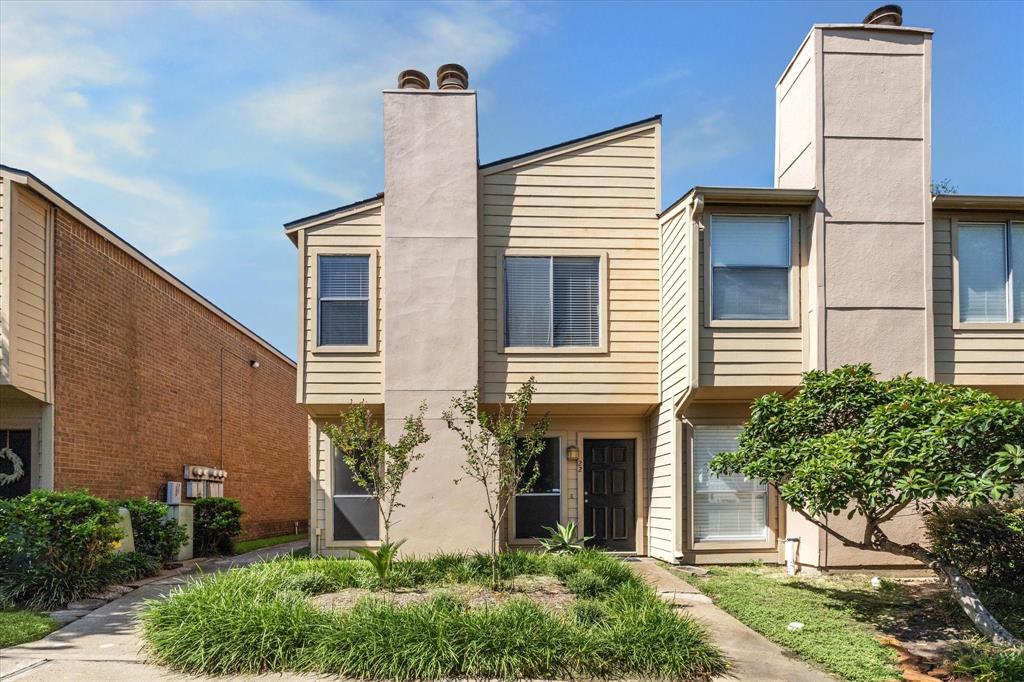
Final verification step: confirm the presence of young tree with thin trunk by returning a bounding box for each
[324,402,429,545]
[443,379,550,589]
[711,364,1023,646]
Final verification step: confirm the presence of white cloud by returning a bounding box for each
[663,109,746,171]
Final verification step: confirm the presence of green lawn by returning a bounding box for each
[678,566,902,682]
[0,610,59,648]
[233,533,306,555]
[142,550,725,680]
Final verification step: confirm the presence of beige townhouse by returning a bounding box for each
[285,10,1022,569]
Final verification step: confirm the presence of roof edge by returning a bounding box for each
[661,186,818,218]
[480,115,662,173]
[283,193,384,232]
[932,194,1024,212]
[0,164,296,367]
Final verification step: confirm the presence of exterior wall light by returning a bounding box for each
[566,444,580,462]
[250,360,260,369]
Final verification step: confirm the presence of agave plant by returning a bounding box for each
[538,522,591,554]
[351,539,405,589]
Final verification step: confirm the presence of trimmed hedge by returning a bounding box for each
[116,497,188,564]
[193,497,243,556]
[926,499,1024,586]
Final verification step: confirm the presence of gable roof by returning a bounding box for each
[283,192,384,235]
[1,164,295,366]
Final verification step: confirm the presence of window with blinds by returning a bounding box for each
[692,425,767,542]
[504,256,600,347]
[710,215,791,320]
[958,222,1022,323]
[319,255,370,346]
[515,437,561,539]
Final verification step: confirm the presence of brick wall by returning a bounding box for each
[51,207,307,539]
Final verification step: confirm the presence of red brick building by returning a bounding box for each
[0,166,307,540]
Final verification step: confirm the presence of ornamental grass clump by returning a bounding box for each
[141,550,725,680]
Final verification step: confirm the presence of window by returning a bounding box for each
[515,437,561,539]
[332,446,378,541]
[958,222,1023,324]
[504,256,600,348]
[318,255,370,346]
[692,426,767,542]
[710,215,791,321]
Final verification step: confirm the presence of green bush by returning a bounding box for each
[116,498,188,564]
[948,642,1024,682]
[926,500,1024,586]
[102,551,161,583]
[0,490,122,608]
[193,497,243,556]
[565,568,608,597]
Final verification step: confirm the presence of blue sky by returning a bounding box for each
[2,1,1021,358]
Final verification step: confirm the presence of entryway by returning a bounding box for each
[0,429,32,499]
[583,438,636,552]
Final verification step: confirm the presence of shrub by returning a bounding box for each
[926,500,1024,587]
[116,497,188,564]
[565,568,608,597]
[0,490,122,608]
[102,551,161,583]
[193,497,243,556]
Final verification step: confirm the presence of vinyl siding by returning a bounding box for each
[645,400,676,561]
[300,203,384,404]
[933,215,1024,386]
[480,125,661,404]
[9,185,50,401]
[0,178,7,383]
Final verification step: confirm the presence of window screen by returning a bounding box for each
[515,437,561,539]
[332,446,378,541]
[692,426,767,542]
[710,215,791,320]
[504,256,600,347]
[958,223,1022,323]
[319,255,370,346]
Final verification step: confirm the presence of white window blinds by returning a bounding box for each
[710,215,791,320]
[504,256,600,347]
[319,255,370,346]
[692,425,767,542]
[958,223,1022,323]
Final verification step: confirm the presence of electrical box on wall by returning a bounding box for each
[182,465,227,498]
[166,481,182,505]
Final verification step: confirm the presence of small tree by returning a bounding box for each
[443,379,550,588]
[931,178,958,195]
[711,364,1023,646]
[324,402,429,545]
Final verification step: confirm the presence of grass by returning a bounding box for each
[142,550,725,680]
[0,610,59,648]
[232,533,306,555]
[680,566,901,682]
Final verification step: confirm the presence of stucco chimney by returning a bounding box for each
[381,79,484,554]
[774,17,934,380]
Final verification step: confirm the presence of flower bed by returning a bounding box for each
[142,550,725,680]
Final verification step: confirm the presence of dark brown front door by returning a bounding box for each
[0,430,32,499]
[583,439,635,551]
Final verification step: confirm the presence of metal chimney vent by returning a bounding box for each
[436,64,469,90]
[398,69,429,90]
[863,4,903,26]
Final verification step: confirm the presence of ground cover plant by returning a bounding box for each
[0,610,58,648]
[142,549,725,680]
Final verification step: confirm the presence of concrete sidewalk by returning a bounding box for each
[0,540,310,681]
[629,558,835,682]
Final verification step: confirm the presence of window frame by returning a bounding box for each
[703,212,800,329]
[496,250,608,354]
[507,433,568,546]
[952,218,1024,330]
[311,248,378,353]
[324,428,381,548]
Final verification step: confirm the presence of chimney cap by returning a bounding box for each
[863,4,903,26]
[398,69,430,90]
[436,63,469,90]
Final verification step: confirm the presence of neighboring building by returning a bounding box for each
[286,11,1022,567]
[0,167,308,540]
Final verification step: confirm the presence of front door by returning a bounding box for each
[583,439,635,551]
[0,430,32,499]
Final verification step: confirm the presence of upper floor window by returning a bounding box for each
[710,215,792,321]
[318,255,370,346]
[503,256,600,348]
[958,222,1023,324]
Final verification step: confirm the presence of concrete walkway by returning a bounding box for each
[0,540,312,682]
[629,558,835,682]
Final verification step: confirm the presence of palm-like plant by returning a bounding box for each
[538,522,591,554]
[352,540,405,589]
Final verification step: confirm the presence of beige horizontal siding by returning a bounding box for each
[933,216,1024,386]
[0,178,7,382]
[301,205,384,404]
[645,400,676,561]
[480,127,660,404]
[9,186,49,400]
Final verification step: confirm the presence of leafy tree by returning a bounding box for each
[324,402,429,545]
[711,364,1024,646]
[931,178,958,195]
[443,378,550,588]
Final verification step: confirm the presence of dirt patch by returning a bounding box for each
[309,574,575,613]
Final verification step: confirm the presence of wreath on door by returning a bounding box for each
[0,446,25,486]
